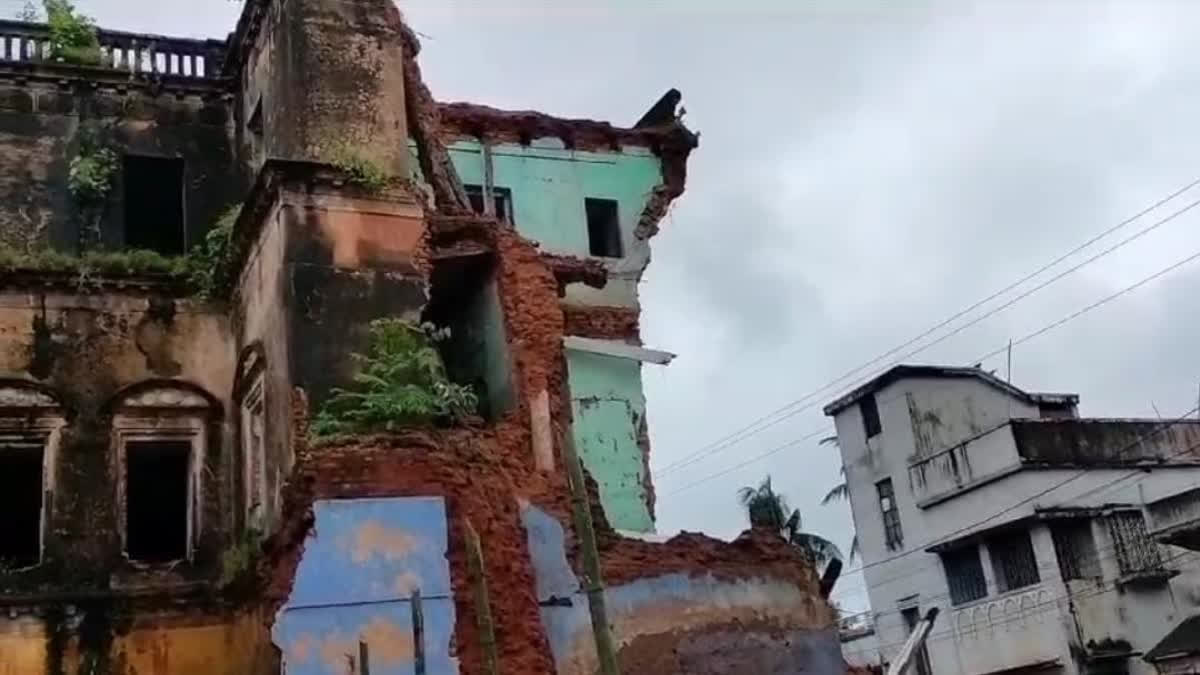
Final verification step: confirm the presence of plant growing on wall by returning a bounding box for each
[67,122,118,249]
[311,319,478,438]
[184,205,239,298]
[43,0,101,65]
[329,143,392,193]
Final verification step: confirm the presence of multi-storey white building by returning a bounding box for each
[825,365,1200,675]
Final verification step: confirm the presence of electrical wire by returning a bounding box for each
[653,180,1200,480]
[661,243,1200,499]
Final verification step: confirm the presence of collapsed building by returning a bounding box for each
[0,1,843,673]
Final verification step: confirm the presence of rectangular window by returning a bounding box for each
[861,393,882,438]
[464,184,513,223]
[0,443,43,567]
[901,607,932,675]
[124,155,185,255]
[241,378,266,529]
[247,97,264,136]
[987,529,1040,592]
[1107,511,1163,576]
[942,546,987,605]
[585,197,622,258]
[126,440,190,563]
[1050,519,1101,580]
[877,478,903,550]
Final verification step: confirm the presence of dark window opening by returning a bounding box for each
[464,184,513,223]
[126,441,190,563]
[901,607,933,675]
[123,155,185,256]
[247,97,264,136]
[877,478,903,550]
[987,529,1040,592]
[585,197,622,258]
[0,444,43,567]
[942,546,987,605]
[861,393,882,438]
[424,255,514,422]
[1051,519,1101,581]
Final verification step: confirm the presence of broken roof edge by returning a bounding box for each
[822,364,1079,417]
[1145,614,1200,662]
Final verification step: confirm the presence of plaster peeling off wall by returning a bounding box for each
[520,504,844,675]
[273,497,459,674]
[567,350,653,532]
[441,138,662,308]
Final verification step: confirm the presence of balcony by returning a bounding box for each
[0,19,226,88]
[1148,487,1200,550]
[908,424,1020,507]
[948,585,1066,674]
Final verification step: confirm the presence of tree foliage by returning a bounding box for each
[738,475,843,568]
[44,0,101,65]
[312,319,478,438]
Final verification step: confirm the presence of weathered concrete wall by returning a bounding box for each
[273,497,458,674]
[0,80,238,251]
[0,289,235,585]
[566,350,652,532]
[236,0,409,177]
[0,609,274,675]
[521,504,842,675]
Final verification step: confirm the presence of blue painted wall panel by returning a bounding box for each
[287,497,453,608]
[275,497,459,675]
[275,600,458,675]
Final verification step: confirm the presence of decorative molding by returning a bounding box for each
[0,385,58,408]
[120,387,210,409]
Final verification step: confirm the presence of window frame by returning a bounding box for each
[0,424,61,569]
[1106,510,1164,576]
[122,153,188,254]
[986,529,1041,593]
[241,375,266,530]
[112,408,208,564]
[877,478,903,550]
[861,393,882,438]
[1050,518,1101,581]
[0,385,66,570]
[941,545,988,605]
[584,197,623,258]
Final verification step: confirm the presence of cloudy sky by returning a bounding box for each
[41,0,1200,612]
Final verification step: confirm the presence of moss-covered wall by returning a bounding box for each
[0,80,239,253]
[0,290,234,592]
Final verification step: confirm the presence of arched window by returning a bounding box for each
[0,380,64,569]
[109,380,218,565]
[236,343,267,531]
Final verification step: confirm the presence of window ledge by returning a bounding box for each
[1116,568,1178,589]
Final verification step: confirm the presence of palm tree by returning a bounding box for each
[737,475,842,568]
[819,435,859,563]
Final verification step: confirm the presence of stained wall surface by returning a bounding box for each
[521,504,843,675]
[566,350,652,532]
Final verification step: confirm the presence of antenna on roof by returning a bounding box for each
[1006,339,1013,384]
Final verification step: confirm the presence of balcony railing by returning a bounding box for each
[0,20,225,81]
[949,586,1066,673]
[1148,487,1200,550]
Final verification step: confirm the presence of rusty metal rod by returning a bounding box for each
[465,519,500,675]
[563,434,620,675]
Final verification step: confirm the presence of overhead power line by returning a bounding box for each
[662,243,1200,496]
[654,178,1200,479]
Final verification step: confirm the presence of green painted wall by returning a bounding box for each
[566,350,653,532]
[445,140,661,258]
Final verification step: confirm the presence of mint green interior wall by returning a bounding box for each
[445,140,661,258]
[567,350,653,532]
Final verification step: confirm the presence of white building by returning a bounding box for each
[824,365,1200,675]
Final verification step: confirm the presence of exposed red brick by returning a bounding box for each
[561,305,640,343]
[539,253,607,296]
